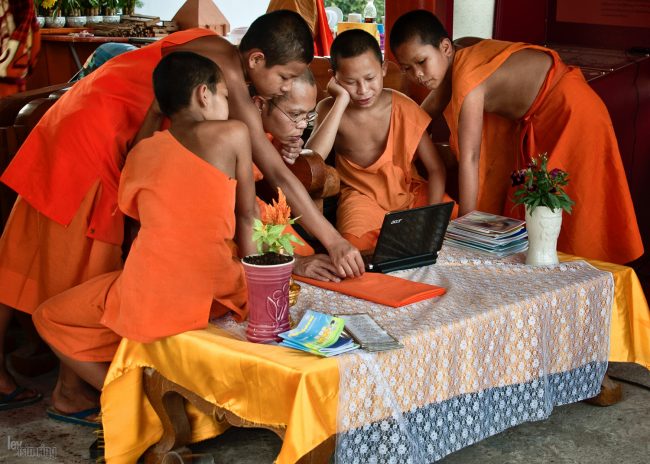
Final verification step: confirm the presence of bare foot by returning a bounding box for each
[51,375,100,418]
[584,373,623,406]
[0,366,41,405]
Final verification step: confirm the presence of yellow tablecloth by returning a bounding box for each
[101,326,338,464]
[101,252,649,463]
[558,253,650,369]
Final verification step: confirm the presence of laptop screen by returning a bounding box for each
[369,201,454,271]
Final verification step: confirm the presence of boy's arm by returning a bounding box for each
[232,123,258,257]
[416,134,446,204]
[223,65,364,277]
[305,77,350,159]
[457,87,485,216]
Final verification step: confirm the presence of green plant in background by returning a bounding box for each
[80,0,102,16]
[38,0,60,16]
[511,153,574,214]
[325,0,385,22]
[102,0,119,15]
[118,0,143,15]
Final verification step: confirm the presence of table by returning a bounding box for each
[100,249,649,463]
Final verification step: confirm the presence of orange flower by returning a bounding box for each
[261,188,292,225]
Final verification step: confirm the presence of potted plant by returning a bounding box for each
[102,0,120,22]
[118,0,142,16]
[84,0,103,25]
[511,153,574,266]
[243,188,304,343]
[62,0,86,27]
[42,0,66,28]
[34,0,47,27]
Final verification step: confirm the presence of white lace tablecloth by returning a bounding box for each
[216,247,614,463]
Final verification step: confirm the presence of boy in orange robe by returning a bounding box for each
[306,29,447,251]
[390,10,643,264]
[0,11,362,413]
[33,51,256,400]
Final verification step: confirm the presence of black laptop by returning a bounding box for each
[362,201,454,273]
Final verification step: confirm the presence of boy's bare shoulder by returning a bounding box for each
[192,121,249,155]
[198,120,248,142]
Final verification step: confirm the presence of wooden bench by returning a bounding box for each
[142,367,334,464]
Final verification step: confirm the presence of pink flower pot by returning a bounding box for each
[243,257,294,343]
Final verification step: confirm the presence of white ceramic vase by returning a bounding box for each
[525,206,562,266]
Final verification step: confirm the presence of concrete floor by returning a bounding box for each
[1,362,649,464]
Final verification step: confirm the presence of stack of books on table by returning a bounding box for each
[279,310,359,357]
[444,211,528,258]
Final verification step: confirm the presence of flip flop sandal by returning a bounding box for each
[46,406,101,428]
[0,385,43,411]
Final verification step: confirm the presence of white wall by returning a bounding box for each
[453,0,495,39]
[137,0,270,29]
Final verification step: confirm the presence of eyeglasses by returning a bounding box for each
[268,99,317,126]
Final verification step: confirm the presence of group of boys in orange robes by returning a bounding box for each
[1,12,365,417]
[0,8,644,420]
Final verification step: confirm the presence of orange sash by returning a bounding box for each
[100,131,248,343]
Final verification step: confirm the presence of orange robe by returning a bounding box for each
[444,40,643,264]
[0,29,215,313]
[33,130,248,360]
[336,91,432,250]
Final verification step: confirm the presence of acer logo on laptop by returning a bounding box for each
[390,219,403,224]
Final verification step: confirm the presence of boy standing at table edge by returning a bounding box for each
[390,10,643,265]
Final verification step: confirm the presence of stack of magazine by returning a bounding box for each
[444,211,528,257]
[279,310,359,357]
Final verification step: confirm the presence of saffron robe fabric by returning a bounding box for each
[0,184,122,314]
[106,130,248,341]
[335,91,431,248]
[444,40,643,264]
[1,28,215,246]
[34,130,248,357]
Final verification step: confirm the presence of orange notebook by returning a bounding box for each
[293,273,446,307]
